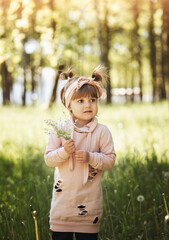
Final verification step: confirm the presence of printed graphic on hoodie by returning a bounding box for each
[77,205,88,216]
[54,179,63,193]
[88,166,98,181]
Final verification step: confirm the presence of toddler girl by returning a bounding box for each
[44,66,116,240]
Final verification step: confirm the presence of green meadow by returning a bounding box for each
[0,102,169,240]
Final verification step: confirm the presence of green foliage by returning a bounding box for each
[101,150,169,239]
[0,102,169,239]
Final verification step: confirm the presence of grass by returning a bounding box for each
[0,101,169,240]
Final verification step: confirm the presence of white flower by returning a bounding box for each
[45,118,72,140]
[165,215,169,221]
[164,214,169,232]
[163,171,169,179]
[137,195,145,202]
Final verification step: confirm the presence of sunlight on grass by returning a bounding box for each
[0,102,169,240]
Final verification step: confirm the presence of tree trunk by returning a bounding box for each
[131,0,143,101]
[160,0,168,99]
[94,0,112,103]
[149,0,157,102]
[160,32,167,99]
[1,61,12,105]
[31,67,35,93]
[22,48,27,106]
[156,33,163,100]
[131,70,135,102]
[31,66,37,105]
[161,31,166,99]
[48,65,64,108]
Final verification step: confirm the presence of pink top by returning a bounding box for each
[44,117,116,233]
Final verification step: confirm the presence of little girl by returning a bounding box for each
[44,66,116,240]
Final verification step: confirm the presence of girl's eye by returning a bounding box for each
[78,99,83,103]
[90,98,96,102]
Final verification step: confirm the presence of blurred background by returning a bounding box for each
[0,0,169,107]
[1,1,169,240]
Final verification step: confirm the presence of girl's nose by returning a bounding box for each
[84,100,90,107]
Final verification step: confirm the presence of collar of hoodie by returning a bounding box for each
[69,117,98,185]
[72,117,98,133]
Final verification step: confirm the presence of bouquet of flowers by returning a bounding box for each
[45,118,73,140]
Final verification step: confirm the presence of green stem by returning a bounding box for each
[144,224,148,240]
[153,206,159,230]
[105,185,116,240]
[31,210,39,240]
[162,193,169,215]
[34,218,39,240]
[125,198,131,215]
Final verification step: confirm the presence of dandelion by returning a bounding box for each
[45,118,73,140]
[30,206,39,240]
[137,195,145,202]
[136,234,143,240]
[126,194,131,215]
[163,171,169,181]
[21,221,26,228]
[137,195,145,216]
[32,211,39,240]
[164,215,169,233]
[162,193,169,215]
[127,194,131,199]
[162,193,169,233]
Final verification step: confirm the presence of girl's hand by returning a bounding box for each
[74,150,89,163]
[64,139,75,155]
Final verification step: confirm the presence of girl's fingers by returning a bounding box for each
[68,141,75,147]
[68,139,74,143]
[69,144,75,149]
[74,154,84,160]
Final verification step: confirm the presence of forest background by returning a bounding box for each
[0,0,169,240]
[0,0,169,106]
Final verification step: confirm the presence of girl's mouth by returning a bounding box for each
[83,110,92,113]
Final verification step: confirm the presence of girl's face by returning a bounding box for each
[69,96,98,128]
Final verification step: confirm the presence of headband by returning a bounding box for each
[64,77,103,108]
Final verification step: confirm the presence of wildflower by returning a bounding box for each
[45,118,73,140]
[164,215,169,232]
[32,210,37,220]
[162,193,169,215]
[163,171,169,180]
[136,234,143,240]
[137,195,145,202]
[127,194,131,199]
[162,192,169,233]
[30,209,39,240]
[21,221,26,228]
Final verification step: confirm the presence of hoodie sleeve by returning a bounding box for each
[44,132,70,167]
[89,125,116,170]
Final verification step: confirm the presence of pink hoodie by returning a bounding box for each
[44,117,116,233]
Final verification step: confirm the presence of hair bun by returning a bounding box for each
[92,65,108,84]
[60,68,76,80]
[92,72,102,81]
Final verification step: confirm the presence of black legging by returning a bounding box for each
[52,231,98,240]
